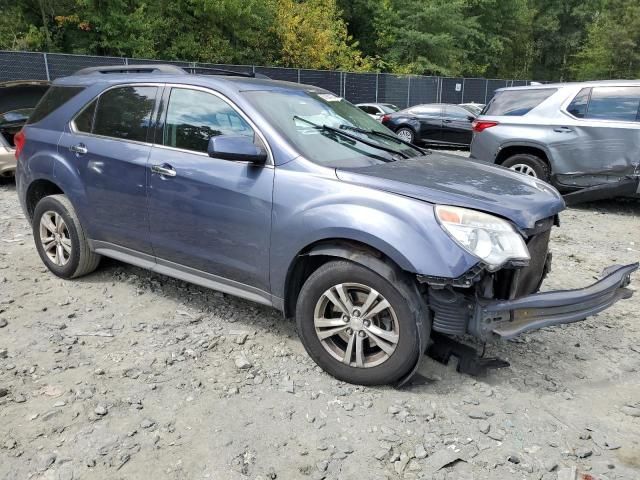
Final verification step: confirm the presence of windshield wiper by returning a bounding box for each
[293,116,410,160]
[338,124,430,156]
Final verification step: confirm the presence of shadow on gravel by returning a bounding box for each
[568,197,640,216]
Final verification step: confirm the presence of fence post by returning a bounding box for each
[124,57,129,65]
[461,78,465,103]
[375,73,379,102]
[407,76,411,108]
[484,80,488,104]
[43,53,50,81]
[297,68,301,84]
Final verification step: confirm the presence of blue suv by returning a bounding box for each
[15,65,637,386]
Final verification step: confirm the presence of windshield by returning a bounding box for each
[244,90,421,167]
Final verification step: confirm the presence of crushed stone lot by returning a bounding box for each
[0,177,639,480]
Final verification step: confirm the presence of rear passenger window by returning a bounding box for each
[445,106,472,119]
[27,86,85,125]
[74,100,96,133]
[93,86,157,142]
[567,88,591,118]
[163,88,254,153]
[585,87,640,122]
[408,105,441,116]
[484,88,557,116]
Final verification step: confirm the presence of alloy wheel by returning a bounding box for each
[39,211,72,266]
[396,129,413,142]
[509,163,538,177]
[313,283,399,368]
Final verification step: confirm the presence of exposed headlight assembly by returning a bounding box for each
[435,205,530,271]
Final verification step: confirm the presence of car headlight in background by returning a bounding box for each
[435,205,530,271]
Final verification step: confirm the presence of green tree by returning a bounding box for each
[462,0,536,79]
[274,0,372,70]
[572,0,640,79]
[531,0,604,81]
[374,0,477,75]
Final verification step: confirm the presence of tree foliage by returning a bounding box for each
[0,0,638,80]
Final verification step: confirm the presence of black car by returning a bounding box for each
[381,103,476,147]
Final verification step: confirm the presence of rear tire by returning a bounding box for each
[502,153,550,182]
[32,195,101,279]
[395,127,416,144]
[295,260,422,385]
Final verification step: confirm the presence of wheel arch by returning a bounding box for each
[25,178,65,220]
[495,144,551,169]
[282,238,413,319]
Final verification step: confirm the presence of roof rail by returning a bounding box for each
[182,66,270,79]
[73,64,271,79]
[73,64,187,75]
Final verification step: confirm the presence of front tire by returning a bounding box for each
[502,153,550,182]
[32,195,101,279]
[295,260,422,385]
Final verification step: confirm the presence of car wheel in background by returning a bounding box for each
[502,153,550,182]
[33,194,101,279]
[295,260,422,385]
[395,127,415,144]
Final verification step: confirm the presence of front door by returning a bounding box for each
[57,85,159,253]
[147,87,274,292]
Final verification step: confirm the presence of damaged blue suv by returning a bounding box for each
[15,65,637,386]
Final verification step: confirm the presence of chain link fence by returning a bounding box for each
[0,51,535,108]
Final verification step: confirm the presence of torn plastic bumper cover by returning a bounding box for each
[469,263,638,340]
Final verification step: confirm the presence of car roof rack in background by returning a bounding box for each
[73,64,269,79]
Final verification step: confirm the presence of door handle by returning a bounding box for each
[443,119,452,123]
[151,164,177,177]
[70,143,88,155]
[553,126,573,133]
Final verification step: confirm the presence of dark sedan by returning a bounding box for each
[381,103,476,147]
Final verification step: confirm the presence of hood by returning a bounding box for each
[335,153,565,230]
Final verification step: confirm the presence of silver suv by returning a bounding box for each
[470,81,640,197]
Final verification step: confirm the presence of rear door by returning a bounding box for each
[408,105,442,143]
[559,85,640,187]
[57,84,159,253]
[443,105,474,145]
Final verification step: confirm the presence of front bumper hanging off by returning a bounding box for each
[471,263,638,340]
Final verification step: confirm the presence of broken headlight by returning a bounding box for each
[435,205,530,271]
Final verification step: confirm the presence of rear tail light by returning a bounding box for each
[471,120,499,133]
[381,114,391,123]
[14,129,26,160]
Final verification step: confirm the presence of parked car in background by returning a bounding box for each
[470,81,640,198]
[459,102,484,116]
[356,103,399,120]
[381,103,477,147]
[0,80,50,177]
[15,65,637,386]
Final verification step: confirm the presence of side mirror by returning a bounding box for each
[207,135,267,164]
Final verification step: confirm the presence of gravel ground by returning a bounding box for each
[1,175,639,480]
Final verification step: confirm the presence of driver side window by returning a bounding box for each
[163,88,254,153]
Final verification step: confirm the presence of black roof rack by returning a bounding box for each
[73,64,270,79]
[74,64,187,75]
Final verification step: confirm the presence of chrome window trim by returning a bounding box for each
[69,82,163,146]
[156,83,275,166]
[560,85,640,125]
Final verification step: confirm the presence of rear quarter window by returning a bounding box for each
[483,88,557,116]
[27,86,85,125]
